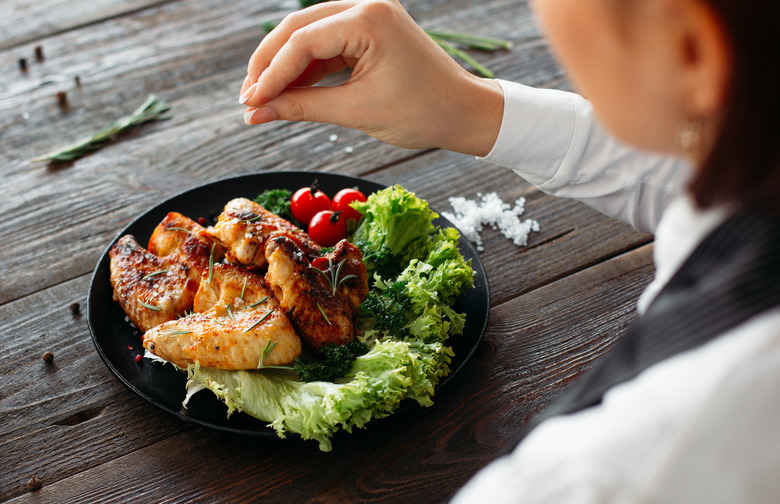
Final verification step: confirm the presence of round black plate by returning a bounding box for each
[87,171,490,437]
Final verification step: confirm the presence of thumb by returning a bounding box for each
[243,85,362,127]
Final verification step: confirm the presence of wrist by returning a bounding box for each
[438,73,504,157]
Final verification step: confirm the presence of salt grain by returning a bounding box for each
[442,192,540,252]
[328,134,338,142]
[344,146,354,154]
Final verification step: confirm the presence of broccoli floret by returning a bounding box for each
[294,341,369,383]
[253,188,294,221]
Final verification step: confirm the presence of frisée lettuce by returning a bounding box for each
[182,185,473,451]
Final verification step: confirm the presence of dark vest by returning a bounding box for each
[508,211,780,449]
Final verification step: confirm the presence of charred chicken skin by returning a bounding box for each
[142,263,301,369]
[265,236,369,351]
[109,213,224,333]
[205,198,319,270]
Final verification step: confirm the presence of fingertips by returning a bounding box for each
[239,82,258,105]
[243,106,280,125]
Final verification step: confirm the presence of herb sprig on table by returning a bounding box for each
[34,94,171,163]
[262,0,512,78]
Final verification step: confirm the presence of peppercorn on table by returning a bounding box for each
[0,0,654,501]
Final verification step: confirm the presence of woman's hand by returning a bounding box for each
[239,0,503,157]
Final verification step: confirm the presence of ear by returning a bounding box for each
[676,0,733,117]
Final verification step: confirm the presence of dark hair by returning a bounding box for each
[690,0,780,213]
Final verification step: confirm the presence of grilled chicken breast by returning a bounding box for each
[265,235,369,351]
[109,214,223,332]
[205,198,319,270]
[143,263,301,369]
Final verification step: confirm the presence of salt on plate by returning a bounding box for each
[441,192,540,252]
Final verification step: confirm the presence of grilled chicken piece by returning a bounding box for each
[143,263,301,369]
[205,198,319,270]
[265,235,369,351]
[109,213,223,332]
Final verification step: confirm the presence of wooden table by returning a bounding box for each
[0,0,654,501]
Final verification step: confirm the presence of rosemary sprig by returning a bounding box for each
[257,339,278,368]
[226,303,235,320]
[312,258,358,296]
[166,226,192,234]
[245,309,275,333]
[139,301,162,311]
[248,295,269,308]
[424,29,513,51]
[142,270,169,280]
[166,330,192,336]
[240,278,248,301]
[317,303,332,325]
[242,214,263,224]
[431,36,496,79]
[33,94,171,163]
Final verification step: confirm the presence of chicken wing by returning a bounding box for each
[109,213,223,332]
[265,235,369,351]
[205,198,319,270]
[143,263,301,369]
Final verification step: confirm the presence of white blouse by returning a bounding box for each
[451,80,780,504]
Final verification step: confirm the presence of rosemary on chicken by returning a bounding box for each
[245,309,275,333]
[257,339,278,368]
[312,258,358,296]
[142,270,169,280]
[34,94,171,163]
[248,295,269,308]
[139,301,162,311]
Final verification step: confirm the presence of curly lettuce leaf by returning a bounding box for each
[185,339,452,451]
[351,185,437,278]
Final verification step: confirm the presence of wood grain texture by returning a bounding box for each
[2,246,654,503]
[1,0,661,501]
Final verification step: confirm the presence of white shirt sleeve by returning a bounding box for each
[451,309,780,504]
[482,80,691,234]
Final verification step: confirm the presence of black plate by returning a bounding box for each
[87,171,490,437]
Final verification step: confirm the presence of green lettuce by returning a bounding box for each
[184,339,453,451]
[351,185,437,279]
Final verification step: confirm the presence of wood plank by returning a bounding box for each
[0,0,175,51]
[0,275,189,502]
[1,0,553,304]
[3,245,654,502]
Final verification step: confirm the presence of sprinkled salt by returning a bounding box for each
[442,192,540,252]
[328,134,339,142]
[344,146,354,154]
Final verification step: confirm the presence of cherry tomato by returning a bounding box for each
[308,210,347,247]
[331,188,367,223]
[291,185,331,224]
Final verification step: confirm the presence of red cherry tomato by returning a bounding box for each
[331,188,367,223]
[291,186,331,224]
[308,210,347,247]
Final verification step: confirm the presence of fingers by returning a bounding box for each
[245,1,355,82]
[242,12,370,108]
[288,57,349,88]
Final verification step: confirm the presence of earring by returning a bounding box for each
[676,119,702,152]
